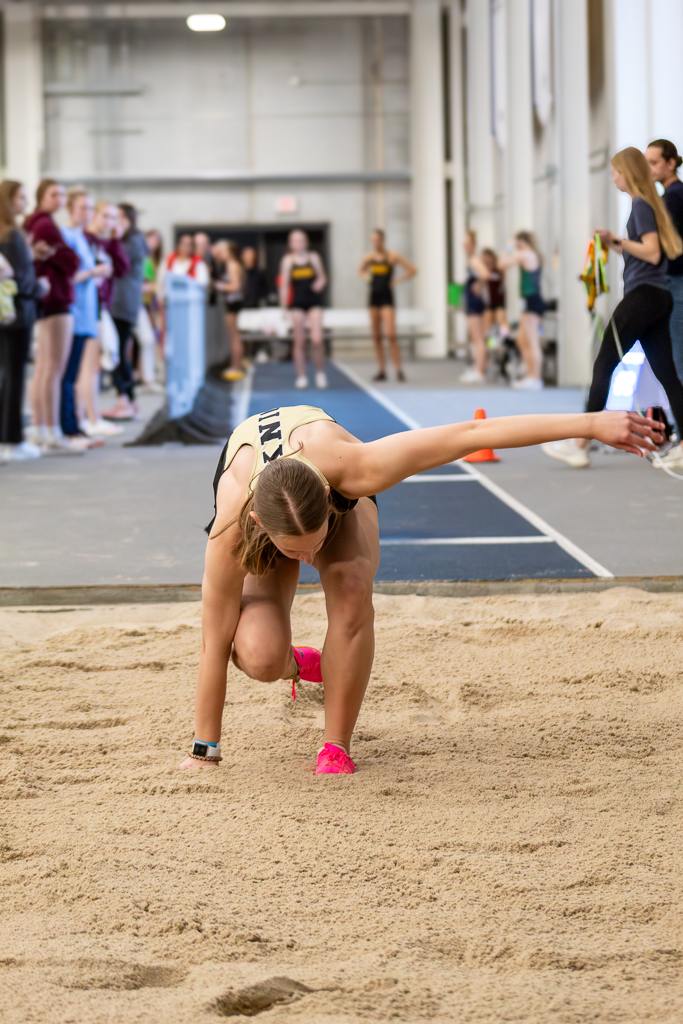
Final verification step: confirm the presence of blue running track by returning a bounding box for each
[246,362,603,583]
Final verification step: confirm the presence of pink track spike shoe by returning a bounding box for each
[291,646,323,700]
[292,646,323,682]
[316,743,356,775]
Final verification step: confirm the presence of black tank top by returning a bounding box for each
[369,259,393,304]
[290,260,317,307]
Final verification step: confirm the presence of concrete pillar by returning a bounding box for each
[466,0,496,248]
[411,0,448,357]
[650,0,683,146]
[3,2,44,197]
[446,0,468,347]
[554,0,592,386]
[504,0,534,321]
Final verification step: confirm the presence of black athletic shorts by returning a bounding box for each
[369,289,394,308]
[290,299,322,313]
[521,294,545,315]
[465,286,485,317]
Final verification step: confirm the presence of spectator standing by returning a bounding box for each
[24,179,80,453]
[104,203,147,421]
[159,233,209,289]
[646,139,683,384]
[194,232,213,266]
[0,180,47,462]
[241,246,268,308]
[459,231,488,384]
[498,232,545,390]
[481,248,509,341]
[278,229,328,390]
[61,188,112,443]
[543,146,683,470]
[78,200,129,436]
[215,240,245,381]
[358,228,416,382]
[143,229,164,342]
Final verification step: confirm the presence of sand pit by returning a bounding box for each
[1,587,683,1023]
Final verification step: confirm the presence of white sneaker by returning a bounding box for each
[512,377,544,390]
[25,426,44,447]
[315,371,328,389]
[459,367,486,384]
[42,436,86,456]
[0,444,10,464]
[82,418,124,438]
[651,443,683,471]
[294,375,309,390]
[8,441,42,460]
[541,439,590,468]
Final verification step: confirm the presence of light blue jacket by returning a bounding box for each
[62,225,98,337]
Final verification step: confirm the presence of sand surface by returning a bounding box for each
[1,588,683,1023]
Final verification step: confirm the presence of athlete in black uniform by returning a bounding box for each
[279,230,328,390]
[359,229,417,382]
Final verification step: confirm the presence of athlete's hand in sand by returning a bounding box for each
[178,756,219,770]
[590,409,665,455]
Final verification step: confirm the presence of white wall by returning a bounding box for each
[40,14,411,308]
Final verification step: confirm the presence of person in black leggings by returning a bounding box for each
[543,146,683,470]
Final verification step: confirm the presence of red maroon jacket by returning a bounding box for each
[85,233,130,311]
[24,209,80,316]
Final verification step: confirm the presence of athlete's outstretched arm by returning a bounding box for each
[333,411,664,497]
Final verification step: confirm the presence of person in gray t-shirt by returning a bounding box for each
[623,196,669,293]
[543,146,683,471]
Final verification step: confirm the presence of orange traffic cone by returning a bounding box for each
[464,408,500,463]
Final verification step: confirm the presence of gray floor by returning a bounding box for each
[1,361,682,587]
[343,359,683,579]
[0,392,221,587]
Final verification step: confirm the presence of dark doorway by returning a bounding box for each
[174,222,331,305]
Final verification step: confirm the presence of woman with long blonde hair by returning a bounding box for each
[24,179,82,454]
[543,146,683,470]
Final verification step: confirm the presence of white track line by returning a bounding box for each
[404,474,476,482]
[380,536,554,546]
[334,361,614,579]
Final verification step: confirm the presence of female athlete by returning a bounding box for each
[358,228,417,382]
[180,404,663,775]
[279,231,328,390]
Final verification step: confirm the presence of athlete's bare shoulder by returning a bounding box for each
[291,419,363,487]
[291,417,360,448]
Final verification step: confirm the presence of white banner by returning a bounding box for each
[491,0,507,148]
[531,0,553,126]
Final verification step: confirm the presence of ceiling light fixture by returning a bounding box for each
[187,14,226,32]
